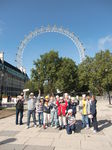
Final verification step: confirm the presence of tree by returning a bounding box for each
[30,50,78,95]
[78,56,93,93]
[89,50,112,95]
[56,57,78,93]
[31,50,60,95]
[26,49,112,96]
[24,80,38,95]
[78,50,112,95]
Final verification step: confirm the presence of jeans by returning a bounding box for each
[82,115,89,128]
[38,112,43,125]
[51,110,58,126]
[88,118,91,127]
[27,109,36,126]
[16,109,23,125]
[66,124,76,134]
[92,113,98,131]
[43,112,50,125]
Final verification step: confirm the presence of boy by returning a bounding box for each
[36,97,44,127]
[66,109,76,134]
[79,94,90,129]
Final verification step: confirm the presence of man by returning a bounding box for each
[16,95,24,125]
[26,93,37,129]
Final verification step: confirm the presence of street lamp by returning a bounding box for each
[105,69,111,105]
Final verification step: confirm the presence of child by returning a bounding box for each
[36,97,44,127]
[66,109,76,134]
[43,96,50,129]
[50,96,58,128]
[90,95,98,133]
[79,94,90,129]
[57,97,68,130]
[67,97,77,117]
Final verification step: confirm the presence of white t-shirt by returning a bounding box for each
[68,115,76,125]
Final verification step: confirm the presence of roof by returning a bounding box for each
[0,59,29,80]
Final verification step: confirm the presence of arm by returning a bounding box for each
[69,120,76,126]
[87,101,90,115]
[37,90,41,101]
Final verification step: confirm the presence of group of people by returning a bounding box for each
[15,92,98,134]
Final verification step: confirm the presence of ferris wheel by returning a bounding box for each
[16,25,85,70]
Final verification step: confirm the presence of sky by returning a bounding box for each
[0,0,112,77]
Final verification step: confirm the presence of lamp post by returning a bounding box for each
[105,69,111,105]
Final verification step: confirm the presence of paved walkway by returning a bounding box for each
[0,100,112,150]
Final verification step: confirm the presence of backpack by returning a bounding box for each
[16,100,23,110]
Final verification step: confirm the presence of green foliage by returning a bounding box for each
[56,57,78,93]
[78,56,93,92]
[24,80,38,95]
[78,50,112,95]
[89,50,112,95]
[30,50,78,95]
[25,49,112,96]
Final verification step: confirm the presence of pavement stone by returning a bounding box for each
[0,144,25,150]
[0,100,112,150]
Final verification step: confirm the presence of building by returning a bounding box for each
[0,52,29,100]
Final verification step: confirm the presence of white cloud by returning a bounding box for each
[98,35,112,50]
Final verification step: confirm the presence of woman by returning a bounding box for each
[90,95,98,133]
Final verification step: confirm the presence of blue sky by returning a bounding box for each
[0,0,112,76]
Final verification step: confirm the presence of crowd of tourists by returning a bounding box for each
[15,92,98,134]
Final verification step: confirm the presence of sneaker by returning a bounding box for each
[62,125,65,129]
[91,127,94,131]
[86,125,89,129]
[26,126,29,129]
[34,125,37,128]
[59,126,62,130]
[93,130,97,133]
[54,126,58,129]
[20,123,23,125]
[39,125,41,128]
[43,125,46,129]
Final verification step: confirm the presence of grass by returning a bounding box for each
[0,107,16,119]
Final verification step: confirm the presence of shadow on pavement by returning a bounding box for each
[0,138,16,145]
[98,119,112,131]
